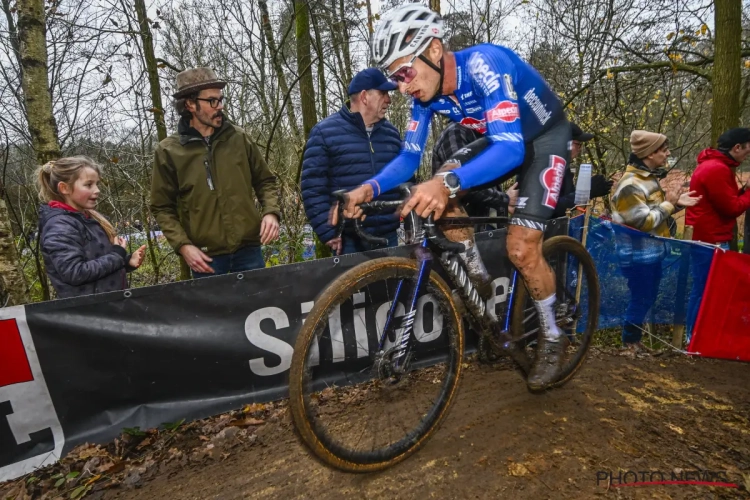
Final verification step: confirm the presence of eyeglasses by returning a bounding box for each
[193,96,225,108]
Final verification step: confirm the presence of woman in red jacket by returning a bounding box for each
[685,128,750,341]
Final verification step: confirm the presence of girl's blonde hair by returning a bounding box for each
[36,156,117,242]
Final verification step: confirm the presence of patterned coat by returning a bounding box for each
[611,158,676,265]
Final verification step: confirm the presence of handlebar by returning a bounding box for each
[332,185,466,254]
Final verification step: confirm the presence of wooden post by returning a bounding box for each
[574,201,592,306]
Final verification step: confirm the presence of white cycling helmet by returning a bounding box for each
[371,3,444,71]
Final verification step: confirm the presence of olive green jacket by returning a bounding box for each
[150,119,280,256]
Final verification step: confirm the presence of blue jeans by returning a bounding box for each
[192,245,265,279]
[686,243,728,343]
[620,262,662,345]
[341,232,398,255]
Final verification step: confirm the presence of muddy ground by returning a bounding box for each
[3,349,750,499]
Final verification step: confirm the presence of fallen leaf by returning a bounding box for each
[230,417,265,427]
[242,403,266,414]
[136,437,153,450]
[508,463,530,476]
[84,474,101,486]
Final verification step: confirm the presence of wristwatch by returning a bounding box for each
[436,171,461,198]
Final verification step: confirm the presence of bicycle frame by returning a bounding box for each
[377,212,531,375]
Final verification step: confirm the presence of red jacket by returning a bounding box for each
[686,148,750,243]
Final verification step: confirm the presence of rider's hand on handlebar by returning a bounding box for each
[341,184,374,221]
[400,178,450,220]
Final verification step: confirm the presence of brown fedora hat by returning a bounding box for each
[173,67,226,98]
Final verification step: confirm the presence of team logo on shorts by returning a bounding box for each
[486,101,520,123]
[539,155,566,209]
[459,117,486,134]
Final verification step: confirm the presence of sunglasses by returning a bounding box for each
[387,43,431,84]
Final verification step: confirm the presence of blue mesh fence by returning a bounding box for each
[568,214,715,332]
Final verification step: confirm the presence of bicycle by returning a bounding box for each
[288,185,600,472]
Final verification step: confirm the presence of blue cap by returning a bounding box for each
[347,68,398,95]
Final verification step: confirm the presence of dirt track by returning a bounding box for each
[91,350,750,500]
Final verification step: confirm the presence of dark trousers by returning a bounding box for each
[192,245,265,279]
[620,262,662,344]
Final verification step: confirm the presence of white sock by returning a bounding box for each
[534,293,562,341]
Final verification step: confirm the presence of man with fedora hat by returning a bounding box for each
[150,67,281,278]
[611,129,701,353]
[301,68,402,255]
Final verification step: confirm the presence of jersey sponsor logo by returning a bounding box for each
[503,74,517,100]
[539,155,566,208]
[459,117,487,134]
[407,120,419,132]
[465,105,482,113]
[516,197,528,209]
[523,88,553,125]
[486,101,520,123]
[404,142,422,153]
[436,109,452,115]
[467,52,501,95]
[460,91,474,100]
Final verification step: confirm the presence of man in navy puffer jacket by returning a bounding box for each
[301,68,402,255]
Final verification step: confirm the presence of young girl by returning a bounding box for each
[37,156,146,299]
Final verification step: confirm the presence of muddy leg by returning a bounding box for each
[506,224,555,300]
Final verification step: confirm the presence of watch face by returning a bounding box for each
[445,172,460,189]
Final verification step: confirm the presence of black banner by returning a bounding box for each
[0,220,566,481]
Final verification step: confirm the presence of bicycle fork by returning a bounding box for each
[378,241,433,375]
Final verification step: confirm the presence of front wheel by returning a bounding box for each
[288,257,465,472]
[510,236,600,388]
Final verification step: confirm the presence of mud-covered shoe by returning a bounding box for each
[527,335,568,391]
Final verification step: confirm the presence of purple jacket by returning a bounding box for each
[39,204,132,299]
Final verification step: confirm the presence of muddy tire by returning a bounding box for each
[289,257,465,472]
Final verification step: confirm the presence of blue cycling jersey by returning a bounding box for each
[366,43,564,197]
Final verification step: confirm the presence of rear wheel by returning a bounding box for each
[288,257,464,472]
[510,236,600,388]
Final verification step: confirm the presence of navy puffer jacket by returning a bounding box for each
[39,204,131,299]
[301,104,402,243]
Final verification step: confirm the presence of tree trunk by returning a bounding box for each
[338,0,352,83]
[17,0,60,164]
[365,0,374,34]
[260,0,301,140]
[133,0,190,281]
[710,0,741,146]
[295,0,317,142]
[13,0,62,303]
[134,0,166,141]
[310,9,328,118]
[327,2,348,98]
[0,196,29,305]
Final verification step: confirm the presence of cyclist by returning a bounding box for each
[341,4,571,390]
